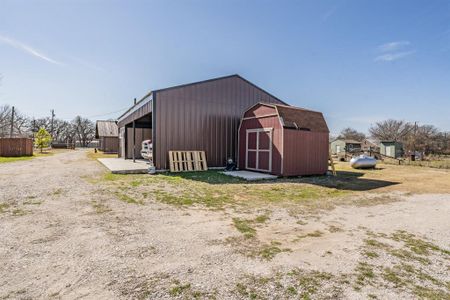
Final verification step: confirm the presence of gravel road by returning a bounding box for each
[0,150,449,299]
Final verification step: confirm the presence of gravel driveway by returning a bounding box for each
[0,150,449,299]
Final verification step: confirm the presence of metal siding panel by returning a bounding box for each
[283,130,329,176]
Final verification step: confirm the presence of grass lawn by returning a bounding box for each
[89,161,450,211]
[0,149,63,164]
[334,161,450,194]
[0,156,34,163]
[92,170,356,210]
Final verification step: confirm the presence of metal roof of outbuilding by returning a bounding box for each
[95,120,118,138]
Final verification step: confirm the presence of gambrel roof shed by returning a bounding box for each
[239,102,329,176]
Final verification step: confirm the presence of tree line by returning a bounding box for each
[0,105,96,147]
[337,119,449,155]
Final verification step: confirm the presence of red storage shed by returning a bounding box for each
[238,103,329,176]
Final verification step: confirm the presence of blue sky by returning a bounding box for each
[0,0,449,135]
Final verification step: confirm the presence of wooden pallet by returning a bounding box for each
[328,152,336,176]
[169,151,208,172]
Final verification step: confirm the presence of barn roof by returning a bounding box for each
[274,104,329,133]
[95,120,118,138]
[117,74,289,122]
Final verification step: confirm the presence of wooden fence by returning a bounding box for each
[0,138,33,157]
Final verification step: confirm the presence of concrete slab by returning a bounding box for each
[222,170,278,181]
[98,158,150,174]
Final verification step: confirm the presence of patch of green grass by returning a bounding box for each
[233,218,256,238]
[286,286,297,295]
[130,180,142,187]
[251,186,347,204]
[413,285,450,299]
[235,270,340,300]
[0,156,33,163]
[363,250,379,259]
[92,170,356,211]
[294,230,324,242]
[355,262,376,286]
[23,200,42,205]
[382,267,405,287]
[167,170,244,184]
[235,283,260,299]
[364,239,391,249]
[254,214,270,223]
[168,281,191,297]
[0,203,10,213]
[290,269,334,297]
[115,192,142,205]
[389,249,431,265]
[0,150,63,164]
[305,230,323,237]
[12,208,27,216]
[153,188,233,208]
[391,230,450,256]
[258,242,291,260]
[103,173,125,181]
[232,214,273,239]
[52,188,63,196]
[398,263,443,286]
[328,225,343,233]
[92,201,112,213]
[154,190,194,206]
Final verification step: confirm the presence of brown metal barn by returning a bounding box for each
[95,120,119,153]
[238,103,329,176]
[117,75,286,169]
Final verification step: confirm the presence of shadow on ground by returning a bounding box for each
[163,170,399,192]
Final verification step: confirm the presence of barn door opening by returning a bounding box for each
[245,128,272,173]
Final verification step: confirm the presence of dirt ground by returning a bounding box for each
[0,150,449,299]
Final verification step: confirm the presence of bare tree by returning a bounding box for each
[369,119,413,142]
[72,116,95,147]
[0,105,30,137]
[0,105,11,137]
[414,125,439,154]
[338,127,366,141]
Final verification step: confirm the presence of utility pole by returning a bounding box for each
[10,106,15,138]
[50,109,55,138]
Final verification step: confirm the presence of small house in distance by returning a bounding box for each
[95,120,119,153]
[330,139,362,155]
[380,141,403,158]
[238,103,329,176]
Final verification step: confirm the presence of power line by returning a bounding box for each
[85,107,129,119]
[52,106,129,121]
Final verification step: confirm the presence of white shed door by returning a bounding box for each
[386,146,392,157]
